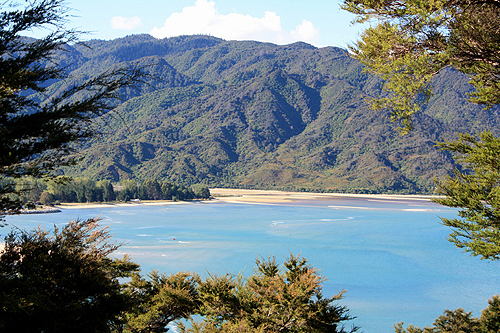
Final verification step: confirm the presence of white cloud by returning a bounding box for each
[291,20,320,43]
[111,16,143,30]
[150,0,320,45]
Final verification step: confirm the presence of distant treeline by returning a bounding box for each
[4,177,211,206]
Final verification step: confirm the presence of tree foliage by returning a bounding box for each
[341,0,500,133]
[395,296,500,333]
[342,0,500,259]
[1,230,356,333]
[0,218,140,332]
[431,131,500,259]
[122,271,200,332]
[178,255,358,333]
[49,254,356,333]
[0,0,143,216]
[5,176,210,207]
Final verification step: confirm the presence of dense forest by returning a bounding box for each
[32,34,500,194]
[6,177,210,207]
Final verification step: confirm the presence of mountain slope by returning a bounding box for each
[48,34,500,194]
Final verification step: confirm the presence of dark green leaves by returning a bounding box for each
[395,295,500,332]
[0,0,145,216]
[179,254,357,333]
[0,218,139,332]
[433,131,500,259]
[341,0,499,133]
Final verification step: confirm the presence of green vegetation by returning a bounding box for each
[23,28,499,194]
[432,131,500,260]
[0,0,143,217]
[9,177,210,206]
[341,0,500,134]
[395,296,500,333]
[2,0,500,332]
[0,218,140,332]
[177,255,357,333]
[0,219,357,332]
[341,0,500,330]
[341,0,500,259]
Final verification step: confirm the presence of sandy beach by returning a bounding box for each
[48,189,437,209]
[210,188,436,205]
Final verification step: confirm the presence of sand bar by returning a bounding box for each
[47,189,438,209]
[210,188,437,205]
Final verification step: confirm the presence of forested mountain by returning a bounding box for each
[48,34,500,193]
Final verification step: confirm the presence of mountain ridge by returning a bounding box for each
[43,34,500,194]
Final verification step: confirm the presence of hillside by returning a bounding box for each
[46,34,500,194]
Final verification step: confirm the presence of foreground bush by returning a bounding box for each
[0,219,356,332]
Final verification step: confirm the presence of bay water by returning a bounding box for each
[4,197,499,332]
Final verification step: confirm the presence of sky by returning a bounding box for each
[51,0,366,49]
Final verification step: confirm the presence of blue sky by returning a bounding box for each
[59,0,365,48]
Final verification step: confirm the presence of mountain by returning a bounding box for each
[44,34,500,194]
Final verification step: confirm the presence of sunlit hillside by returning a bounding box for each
[43,34,500,194]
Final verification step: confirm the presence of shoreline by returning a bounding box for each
[210,188,437,205]
[19,208,61,214]
[55,200,191,210]
[33,189,440,210]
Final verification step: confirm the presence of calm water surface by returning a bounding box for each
[5,197,499,333]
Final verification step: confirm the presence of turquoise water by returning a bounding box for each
[4,197,499,332]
